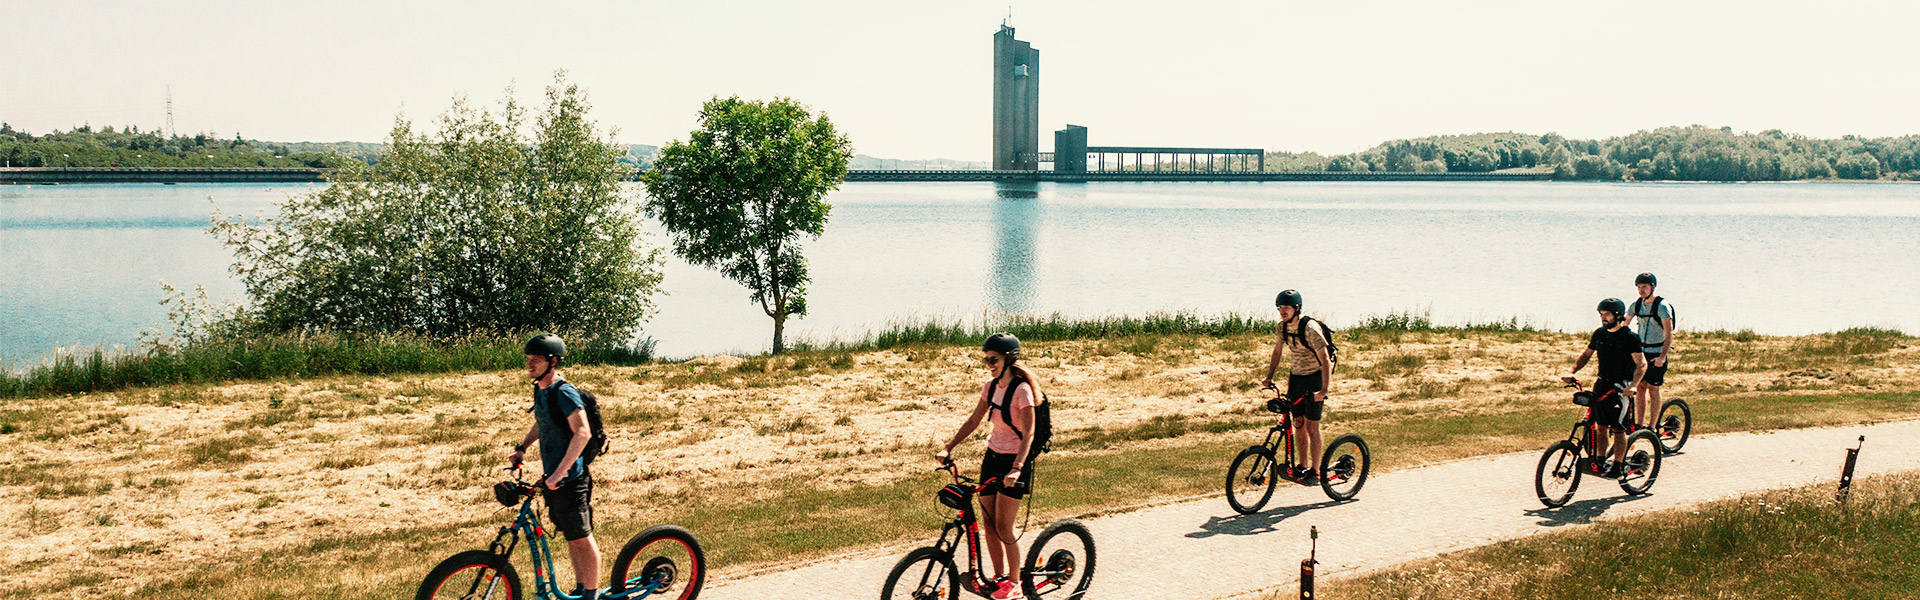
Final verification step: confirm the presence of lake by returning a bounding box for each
[3,181,1917,365]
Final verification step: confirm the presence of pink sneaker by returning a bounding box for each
[990,578,1017,600]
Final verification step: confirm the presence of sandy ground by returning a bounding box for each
[2,330,1914,595]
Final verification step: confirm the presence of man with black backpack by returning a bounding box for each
[507,333,604,600]
[1261,290,1336,486]
[1630,273,1675,430]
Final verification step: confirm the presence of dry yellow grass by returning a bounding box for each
[1,329,1915,596]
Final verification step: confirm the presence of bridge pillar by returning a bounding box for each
[993,25,1040,171]
[1053,125,1087,172]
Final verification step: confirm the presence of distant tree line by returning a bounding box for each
[1261,126,1920,181]
[0,121,669,172]
[0,122,355,169]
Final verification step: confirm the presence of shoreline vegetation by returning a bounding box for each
[1,312,1914,597]
[3,311,1907,399]
[7,122,1918,182]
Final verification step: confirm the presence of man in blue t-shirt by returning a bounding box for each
[1564,298,1648,479]
[507,334,600,599]
[1630,273,1675,430]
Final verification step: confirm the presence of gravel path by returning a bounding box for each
[706,420,1920,600]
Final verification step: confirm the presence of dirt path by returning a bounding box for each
[705,419,1920,600]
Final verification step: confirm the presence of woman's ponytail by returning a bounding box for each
[1009,362,1044,403]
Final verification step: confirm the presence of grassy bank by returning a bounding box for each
[1319,470,1920,599]
[2,318,1913,597]
[0,333,654,399]
[0,309,1499,399]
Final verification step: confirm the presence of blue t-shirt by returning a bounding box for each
[533,380,588,481]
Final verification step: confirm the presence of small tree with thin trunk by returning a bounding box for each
[643,96,852,354]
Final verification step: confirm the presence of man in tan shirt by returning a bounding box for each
[1261,289,1333,485]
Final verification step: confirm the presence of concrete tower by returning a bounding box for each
[992,25,1039,171]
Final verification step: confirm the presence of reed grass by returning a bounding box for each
[0,333,654,399]
[804,309,1553,355]
[3,310,1904,403]
[801,311,1278,353]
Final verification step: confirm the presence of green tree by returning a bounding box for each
[211,73,664,342]
[642,96,853,354]
[1834,152,1882,179]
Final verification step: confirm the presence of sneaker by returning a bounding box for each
[1602,462,1624,479]
[1298,468,1320,486]
[569,585,600,600]
[990,578,1017,600]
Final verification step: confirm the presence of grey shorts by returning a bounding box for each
[543,473,595,541]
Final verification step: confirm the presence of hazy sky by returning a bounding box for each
[5,0,1918,159]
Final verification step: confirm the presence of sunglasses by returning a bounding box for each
[983,356,1004,366]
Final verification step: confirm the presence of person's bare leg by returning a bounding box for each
[1596,427,1616,466]
[1645,384,1662,430]
[1292,420,1311,471]
[992,493,1024,583]
[981,497,1006,580]
[1303,419,1323,473]
[567,536,602,594]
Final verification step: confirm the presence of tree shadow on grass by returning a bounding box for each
[1525,492,1653,527]
[1185,499,1349,539]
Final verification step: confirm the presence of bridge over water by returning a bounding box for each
[842,169,1554,182]
[2,167,1554,185]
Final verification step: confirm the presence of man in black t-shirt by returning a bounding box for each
[1562,298,1648,479]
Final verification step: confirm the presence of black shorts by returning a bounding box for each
[1286,373,1325,421]
[543,472,595,541]
[980,450,1032,500]
[1590,383,1630,430]
[1642,353,1667,387]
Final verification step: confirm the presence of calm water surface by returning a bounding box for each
[3,181,1917,364]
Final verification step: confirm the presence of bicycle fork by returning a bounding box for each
[1266,420,1296,473]
[463,528,518,600]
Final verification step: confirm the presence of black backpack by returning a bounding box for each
[1630,296,1675,349]
[536,382,609,466]
[1285,316,1340,372]
[989,375,1053,455]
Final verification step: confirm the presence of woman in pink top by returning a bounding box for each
[935,332,1041,600]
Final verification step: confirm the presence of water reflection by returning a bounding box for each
[987,182,1041,317]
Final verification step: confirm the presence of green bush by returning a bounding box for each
[208,71,663,341]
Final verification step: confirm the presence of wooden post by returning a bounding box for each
[1301,526,1318,599]
[1837,436,1864,504]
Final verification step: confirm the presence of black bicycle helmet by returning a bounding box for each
[524,333,567,359]
[1635,272,1658,286]
[983,332,1021,358]
[1598,298,1628,316]
[1275,289,1303,308]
